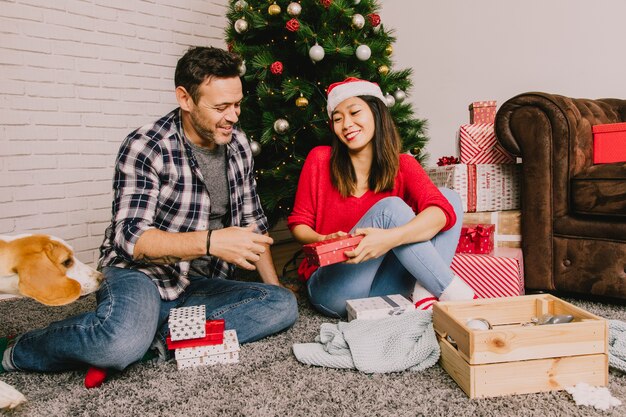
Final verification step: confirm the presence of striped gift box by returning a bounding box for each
[450,247,524,298]
[427,163,521,212]
[459,123,515,164]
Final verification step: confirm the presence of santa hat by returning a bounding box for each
[326,77,386,117]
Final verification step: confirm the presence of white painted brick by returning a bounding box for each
[0,218,17,235]
[6,155,58,171]
[0,33,52,53]
[44,224,89,240]
[15,213,69,231]
[57,127,103,141]
[69,235,106,253]
[4,127,57,141]
[22,51,74,70]
[89,221,110,237]
[0,112,29,126]
[0,82,25,95]
[64,180,110,198]
[38,197,89,213]
[88,194,114,210]
[20,21,77,41]
[58,70,100,87]
[45,9,99,32]
[0,19,21,35]
[0,172,37,187]
[94,0,136,12]
[52,40,100,58]
[67,2,118,21]
[0,191,13,203]
[0,141,38,156]
[75,58,123,74]
[76,86,120,101]
[58,100,101,113]
[57,155,110,169]
[0,202,40,219]
[31,111,82,126]
[4,96,58,111]
[136,26,172,43]
[82,113,130,128]
[0,3,44,22]
[14,184,66,201]
[25,83,75,98]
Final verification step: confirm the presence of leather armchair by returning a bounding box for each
[495,92,626,300]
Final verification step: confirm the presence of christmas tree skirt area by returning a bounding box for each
[2,284,625,416]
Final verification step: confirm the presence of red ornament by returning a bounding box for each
[270,61,283,75]
[227,42,234,52]
[436,156,460,166]
[286,18,300,32]
[368,13,381,27]
[320,0,332,9]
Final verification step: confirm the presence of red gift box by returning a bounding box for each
[455,224,495,254]
[459,123,515,164]
[592,122,626,164]
[166,319,225,350]
[450,248,524,299]
[302,234,364,267]
[469,101,497,124]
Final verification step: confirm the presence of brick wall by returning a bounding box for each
[0,0,229,265]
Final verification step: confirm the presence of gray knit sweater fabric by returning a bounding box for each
[292,310,440,373]
[609,320,626,372]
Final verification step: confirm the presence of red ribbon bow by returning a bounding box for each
[436,156,460,166]
[465,225,489,242]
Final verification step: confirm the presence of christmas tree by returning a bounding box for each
[225,0,428,227]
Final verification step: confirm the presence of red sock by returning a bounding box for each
[84,366,108,389]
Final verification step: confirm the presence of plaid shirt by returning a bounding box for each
[98,108,268,300]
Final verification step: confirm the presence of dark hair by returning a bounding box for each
[330,95,402,197]
[174,46,243,103]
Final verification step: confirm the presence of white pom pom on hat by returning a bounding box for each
[326,77,386,117]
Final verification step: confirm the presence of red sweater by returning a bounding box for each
[287,146,456,280]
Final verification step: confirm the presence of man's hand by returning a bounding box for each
[209,226,274,270]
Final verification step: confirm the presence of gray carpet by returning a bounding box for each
[2,279,626,417]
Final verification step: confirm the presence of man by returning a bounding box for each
[1,46,297,375]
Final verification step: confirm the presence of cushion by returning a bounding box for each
[570,163,626,217]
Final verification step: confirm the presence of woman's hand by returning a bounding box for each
[344,228,400,264]
[320,231,348,241]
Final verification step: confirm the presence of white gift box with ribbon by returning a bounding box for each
[346,294,415,322]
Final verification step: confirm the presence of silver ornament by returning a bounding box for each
[287,2,302,17]
[250,140,261,156]
[238,60,247,76]
[372,24,381,34]
[234,0,247,12]
[393,89,406,102]
[352,14,365,29]
[234,18,249,34]
[308,44,325,62]
[355,44,371,61]
[273,118,290,134]
[353,0,361,4]
[385,93,395,107]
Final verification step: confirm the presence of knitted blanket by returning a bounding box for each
[609,320,626,372]
[292,310,440,373]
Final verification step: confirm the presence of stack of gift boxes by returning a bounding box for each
[167,305,240,370]
[420,101,525,300]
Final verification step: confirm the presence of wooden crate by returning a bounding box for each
[433,294,608,398]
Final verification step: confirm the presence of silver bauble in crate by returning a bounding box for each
[273,118,290,134]
[385,93,396,107]
[351,14,365,29]
[287,2,302,16]
[309,44,325,62]
[234,18,249,34]
[238,60,247,76]
[393,89,406,102]
[355,44,371,61]
[250,140,261,156]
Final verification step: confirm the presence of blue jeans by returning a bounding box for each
[307,188,463,318]
[3,267,297,372]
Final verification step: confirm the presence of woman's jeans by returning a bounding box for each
[3,268,297,372]
[307,188,463,318]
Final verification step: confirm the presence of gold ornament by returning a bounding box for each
[378,65,390,75]
[411,146,421,156]
[385,45,393,56]
[268,3,281,15]
[295,96,309,108]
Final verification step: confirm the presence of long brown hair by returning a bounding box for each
[330,95,402,197]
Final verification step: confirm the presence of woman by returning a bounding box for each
[287,77,475,318]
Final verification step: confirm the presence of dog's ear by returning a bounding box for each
[16,249,81,306]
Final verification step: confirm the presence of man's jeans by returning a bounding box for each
[307,188,463,318]
[3,267,297,372]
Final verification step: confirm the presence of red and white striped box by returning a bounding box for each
[450,248,524,299]
[427,163,521,212]
[459,123,515,164]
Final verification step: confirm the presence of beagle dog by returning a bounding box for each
[0,234,102,306]
[0,234,103,409]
